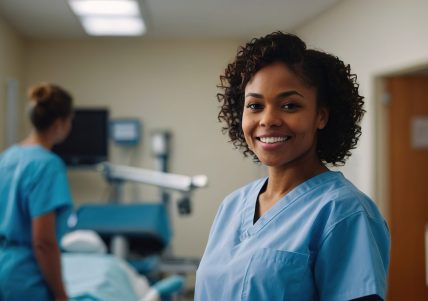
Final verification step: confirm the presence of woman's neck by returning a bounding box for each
[21,131,54,150]
[265,162,327,198]
[263,146,329,202]
[254,158,327,223]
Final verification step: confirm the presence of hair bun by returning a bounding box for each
[27,82,73,132]
[28,83,52,104]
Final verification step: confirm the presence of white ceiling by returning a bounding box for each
[0,0,342,39]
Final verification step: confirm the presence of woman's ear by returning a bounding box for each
[317,107,329,130]
[52,117,70,140]
[57,118,69,130]
[51,118,62,133]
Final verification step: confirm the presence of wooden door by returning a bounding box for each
[387,77,428,301]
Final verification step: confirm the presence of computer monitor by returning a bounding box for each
[53,108,109,166]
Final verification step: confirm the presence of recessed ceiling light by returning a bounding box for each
[81,16,146,36]
[68,0,146,36]
[69,0,140,16]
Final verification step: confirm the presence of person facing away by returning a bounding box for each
[0,83,74,301]
[195,32,390,301]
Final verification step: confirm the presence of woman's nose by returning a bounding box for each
[259,108,282,127]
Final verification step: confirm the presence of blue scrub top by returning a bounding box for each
[195,171,390,301]
[0,144,73,301]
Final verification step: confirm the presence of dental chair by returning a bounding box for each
[70,203,171,274]
[66,163,207,300]
[61,229,184,301]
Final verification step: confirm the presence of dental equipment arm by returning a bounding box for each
[94,162,207,259]
[99,162,208,193]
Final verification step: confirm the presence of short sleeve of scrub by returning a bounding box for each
[314,211,390,301]
[27,160,72,218]
[26,157,73,240]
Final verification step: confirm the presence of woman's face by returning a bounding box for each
[242,62,328,169]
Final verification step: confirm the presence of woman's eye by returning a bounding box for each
[282,103,300,111]
[246,103,263,110]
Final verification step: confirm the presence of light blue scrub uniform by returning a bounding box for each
[0,145,72,301]
[195,171,390,301]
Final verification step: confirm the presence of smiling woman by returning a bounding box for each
[195,32,390,301]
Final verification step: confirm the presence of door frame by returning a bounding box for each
[374,62,428,300]
[374,62,428,220]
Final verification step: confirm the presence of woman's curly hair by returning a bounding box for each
[217,31,365,166]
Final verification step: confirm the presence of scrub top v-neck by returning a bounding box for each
[195,171,390,301]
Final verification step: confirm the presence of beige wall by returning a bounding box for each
[12,0,428,257]
[0,16,25,150]
[295,0,428,216]
[26,38,265,257]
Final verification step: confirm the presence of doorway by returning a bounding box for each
[377,69,428,301]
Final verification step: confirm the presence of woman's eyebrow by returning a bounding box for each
[277,90,304,98]
[245,91,304,99]
[245,92,263,99]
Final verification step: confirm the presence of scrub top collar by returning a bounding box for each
[242,170,341,237]
[12,144,47,152]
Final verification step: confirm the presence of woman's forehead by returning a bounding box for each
[245,63,315,95]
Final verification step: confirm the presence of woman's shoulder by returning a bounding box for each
[2,144,65,173]
[313,171,386,227]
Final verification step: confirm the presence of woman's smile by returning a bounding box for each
[255,135,292,151]
[257,136,291,144]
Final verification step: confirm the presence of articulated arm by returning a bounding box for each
[99,162,208,193]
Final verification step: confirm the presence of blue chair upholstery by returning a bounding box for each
[71,203,172,256]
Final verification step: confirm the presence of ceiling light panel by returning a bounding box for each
[81,16,146,36]
[68,0,146,36]
[69,0,140,16]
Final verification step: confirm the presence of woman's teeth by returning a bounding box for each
[259,136,290,144]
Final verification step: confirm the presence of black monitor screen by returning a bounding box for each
[53,108,109,166]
